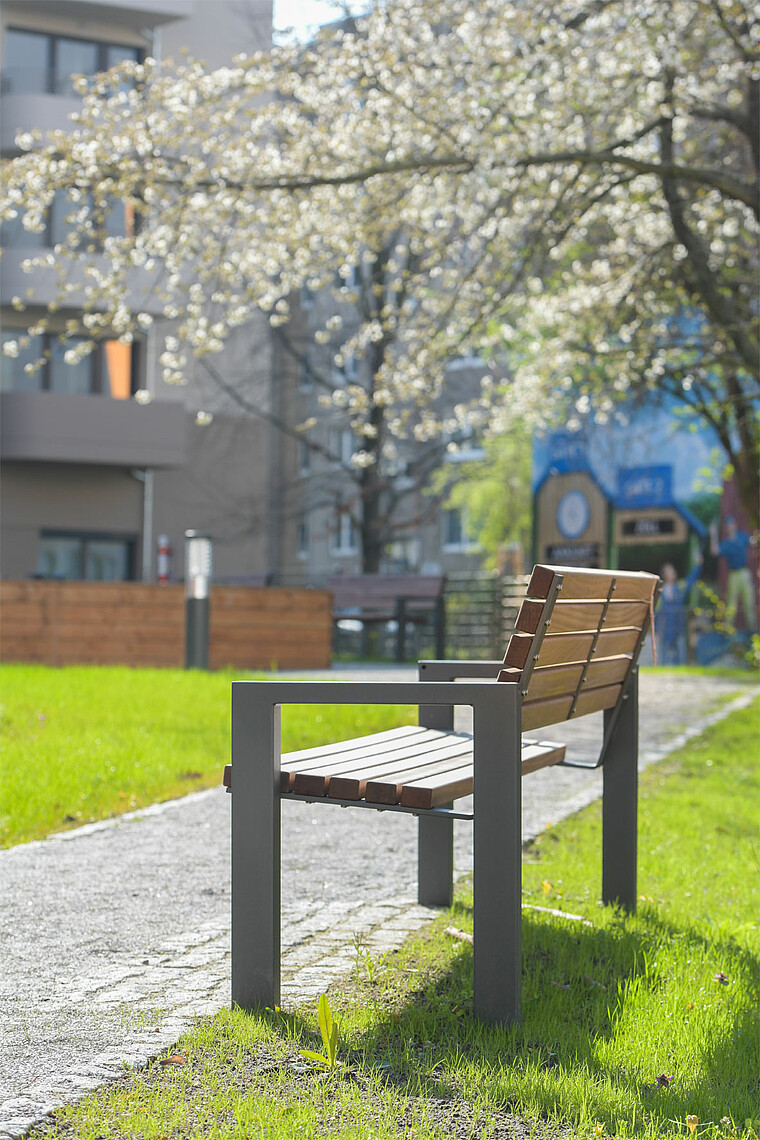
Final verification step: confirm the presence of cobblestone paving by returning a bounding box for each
[1,669,756,1137]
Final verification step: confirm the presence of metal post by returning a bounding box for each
[395,597,406,663]
[418,662,454,906]
[473,683,522,1024]
[231,684,281,1009]
[602,669,638,910]
[435,593,446,658]
[185,530,212,670]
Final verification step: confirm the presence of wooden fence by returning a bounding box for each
[0,581,332,670]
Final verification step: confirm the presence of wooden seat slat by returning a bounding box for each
[291,733,472,798]
[527,565,659,603]
[397,739,566,809]
[281,727,453,791]
[365,751,481,805]
[273,729,570,808]
[398,763,479,809]
[281,724,427,766]
[321,735,475,799]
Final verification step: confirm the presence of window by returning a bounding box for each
[328,427,356,466]
[444,423,486,462]
[333,349,358,384]
[49,337,93,395]
[37,532,135,581]
[1,332,139,397]
[296,515,309,559]
[2,28,142,96]
[297,439,311,474]
[1,332,44,392]
[298,355,314,392]
[332,510,358,554]
[299,284,315,311]
[336,264,360,290]
[2,189,134,250]
[443,507,478,551]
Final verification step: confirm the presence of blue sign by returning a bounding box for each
[548,431,589,474]
[616,466,673,509]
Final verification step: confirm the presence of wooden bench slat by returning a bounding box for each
[323,735,475,800]
[521,740,567,774]
[281,727,447,790]
[398,764,479,809]
[224,733,568,798]
[501,655,632,701]
[281,724,426,766]
[398,739,567,809]
[527,565,658,603]
[584,655,631,689]
[521,694,574,731]
[517,598,649,636]
[365,749,480,804]
[289,733,472,796]
[574,682,623,718]
[504,627,642,670]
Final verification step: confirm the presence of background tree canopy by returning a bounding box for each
[3,0,758,521]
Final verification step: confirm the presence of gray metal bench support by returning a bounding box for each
[602,668,639,911]
[230,679,523,1023]
[231,688,282,1011]
[473,680,522,1022]
[416,659,504,910]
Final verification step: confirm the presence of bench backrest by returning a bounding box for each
[499,565,661,731]
[328,574,445,612]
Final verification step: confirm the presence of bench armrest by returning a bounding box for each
[232,678,512,708]
[419,659,502,681]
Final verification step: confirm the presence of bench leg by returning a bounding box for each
[231,688,281,1010]
[418,806,453,907]
[602,671,638,911]
[473,685,522,1024]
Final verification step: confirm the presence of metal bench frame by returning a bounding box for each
[230,662,639,1025]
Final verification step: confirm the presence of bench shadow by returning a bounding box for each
[325,901,759,1130]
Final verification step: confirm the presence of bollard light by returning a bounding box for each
[185,530,213,668]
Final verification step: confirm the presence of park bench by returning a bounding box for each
[327,573,446,661]
[226,563,660,1024]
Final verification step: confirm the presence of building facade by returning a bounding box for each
[1,1,486,587]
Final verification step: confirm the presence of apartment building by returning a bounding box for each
[1,1,487,586]
[0,0,284,585]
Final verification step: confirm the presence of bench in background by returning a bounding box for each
[327,573,446,661]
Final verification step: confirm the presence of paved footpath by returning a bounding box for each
[1,669,756,1137]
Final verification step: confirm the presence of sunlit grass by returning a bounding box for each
[34,700,759,1139]
[0,664,413,847]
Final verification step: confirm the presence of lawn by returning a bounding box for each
[0,664,414,847]
[29,697,759,1139]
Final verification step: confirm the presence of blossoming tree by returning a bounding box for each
[3,0,758,524]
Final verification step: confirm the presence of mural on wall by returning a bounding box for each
[533,398,723,577]
[532,398,757,663]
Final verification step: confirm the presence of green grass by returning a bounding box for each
[0,664,414,847]
[31,699,760,1139]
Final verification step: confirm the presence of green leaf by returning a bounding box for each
[299,1050,330,1067]
[317,993,333,1054]
[328,1021,339,1066]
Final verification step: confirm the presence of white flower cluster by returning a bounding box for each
[0,0,756,452]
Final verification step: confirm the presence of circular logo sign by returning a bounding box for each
[556,490,590,539]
